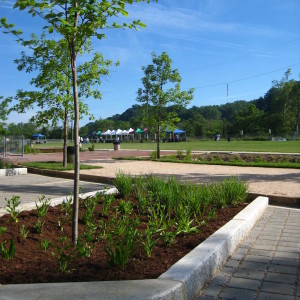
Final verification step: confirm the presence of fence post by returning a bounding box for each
[21,135,24,157]
[4,136,6,157]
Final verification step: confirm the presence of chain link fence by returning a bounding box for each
[0,136,24,158]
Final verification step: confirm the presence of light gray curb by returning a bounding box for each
[0,168,27,176]
[0,196,268,300]
[159,196,269,299]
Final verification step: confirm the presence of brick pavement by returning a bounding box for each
[196,206,300,299]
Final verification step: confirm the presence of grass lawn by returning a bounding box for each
[20,161,102,171]
[34,139,300,153]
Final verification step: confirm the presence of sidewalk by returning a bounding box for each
[196,205,300,299]
[0,173,112,208]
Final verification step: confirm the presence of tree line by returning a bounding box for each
[82,69,300,140]
[2,69,299,141]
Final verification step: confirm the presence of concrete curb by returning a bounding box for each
[0,196,268,299]
[0,168,27,176]
[26,166,114,185]
[0,187,118,218]
[159,196,269,299]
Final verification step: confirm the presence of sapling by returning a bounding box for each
[142,226,157,257]
[0,238,15,259]
[5,195,21,222]
[40,239,51,250]
[20,224,29,240]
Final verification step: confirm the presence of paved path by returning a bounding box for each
[196,205,300,299]
[0,173,112,208]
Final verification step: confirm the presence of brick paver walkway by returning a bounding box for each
[196,206,300,299]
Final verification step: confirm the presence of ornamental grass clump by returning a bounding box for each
[114,172,133,198]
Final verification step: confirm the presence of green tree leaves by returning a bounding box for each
[137,52,194,158]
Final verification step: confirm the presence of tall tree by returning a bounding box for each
[270,69,297,135]
[1,0,156,243]
[137,52,194,158]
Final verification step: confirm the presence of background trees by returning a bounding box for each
[137,52,194,158]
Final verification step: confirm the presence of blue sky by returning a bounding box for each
[1,0,300,126]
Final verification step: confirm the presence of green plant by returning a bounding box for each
[150,149,158,159]
[101,194,114,216]
[88,143,95,151]
[137,190,148,213]
[118,199,133,214]
[160,230,176,247]
[5,195,21,222]
[114,173,133,198]
[33,218,45,234]
[0,239,15,259]
[52,236,76,273]
[105,215,140,267]
[40,239,51,250]
[222,177,248,206]
[61,197,72,217]
[76,233,95,258]
[20,224,29,240]
[142,226,157,257]
[176,149,184,159]
[206,208,217,219]
[0,226,7,234]
[23,145,40,154]
[35,195,51,219]
[185,148,192,161]
[81,196,98,225]
[148,203,167,233]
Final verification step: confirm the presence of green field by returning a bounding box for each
[34,139,300,153]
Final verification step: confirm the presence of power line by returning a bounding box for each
[189,62,300,90]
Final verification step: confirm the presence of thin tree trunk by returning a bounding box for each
[157,109,161,159]
[63,108,68,167]
[71,3,80,244]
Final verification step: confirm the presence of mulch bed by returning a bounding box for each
[0,199,247,284]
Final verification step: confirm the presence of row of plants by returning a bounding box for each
[0,174,248,274]
[144,150,300,169]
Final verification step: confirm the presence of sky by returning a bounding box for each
[1,0,300,127]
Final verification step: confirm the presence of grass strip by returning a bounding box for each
[20,162,102,171]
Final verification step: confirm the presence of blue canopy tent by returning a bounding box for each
[31,134,46,144]
[173,129,186,141]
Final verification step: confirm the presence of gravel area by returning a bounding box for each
[79,159,300,199]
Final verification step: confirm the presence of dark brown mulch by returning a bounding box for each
[0,198,247,285]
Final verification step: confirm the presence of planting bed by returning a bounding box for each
[0,175,248,285]
[0,202,246,284]
[193,152,300,163]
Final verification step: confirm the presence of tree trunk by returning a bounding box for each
[70,5,80,243]
[63,108,68,167]
[71,50,80,243]
[157,126,160,159]
[157,109,161,159]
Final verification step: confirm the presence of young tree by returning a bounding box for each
[1,0,156,243]
[137,52,194,158]
[11,34,114,166]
